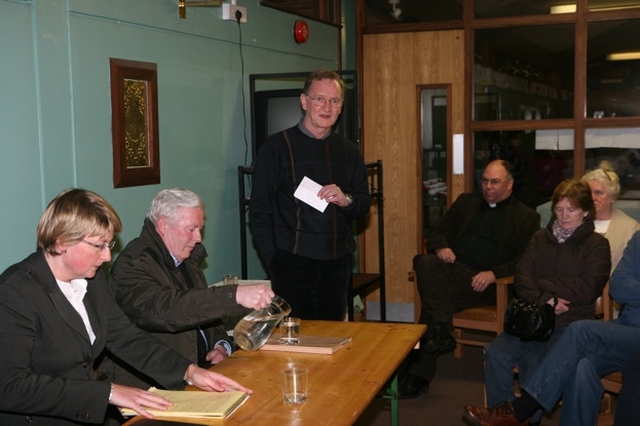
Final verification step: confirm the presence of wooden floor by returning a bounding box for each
[354,344,562,426]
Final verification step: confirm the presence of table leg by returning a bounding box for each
[381,373,399,426]
[390,374,399,426]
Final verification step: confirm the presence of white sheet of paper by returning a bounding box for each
[453,133,464,174]
[294,176,328,212]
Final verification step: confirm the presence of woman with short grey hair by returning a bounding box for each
[582,161,640,272]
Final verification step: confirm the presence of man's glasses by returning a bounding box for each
[480,177,508,186]
[82,240,116,251]
[305,94,343,108]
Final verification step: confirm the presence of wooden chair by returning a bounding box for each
[409,237,514,358]
[596,281,624,425]
[598,370,622,426]
[452,275,514,358]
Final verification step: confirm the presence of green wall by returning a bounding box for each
[0,0,352,281]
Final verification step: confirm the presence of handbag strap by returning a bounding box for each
[533,291,558,308]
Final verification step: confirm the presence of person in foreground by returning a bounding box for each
[103,188,273,392]
[464,228,640,426]
[0,189,250,426]
[481,179,611,425]
[398,160,540,398]
[250,68,371,320]
[615,354,640,426]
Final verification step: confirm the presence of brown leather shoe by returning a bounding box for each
[463,402,530,426]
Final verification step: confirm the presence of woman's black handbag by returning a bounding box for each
[503,292,558,341]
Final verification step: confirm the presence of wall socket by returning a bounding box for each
[222,3,247,23]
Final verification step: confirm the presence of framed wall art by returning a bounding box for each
[109,58,160,188]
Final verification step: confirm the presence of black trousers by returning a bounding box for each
[409,254,497,380]
[269,249,351,321]
[414,253,496,325]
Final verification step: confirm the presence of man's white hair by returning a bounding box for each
[146,188,204,225]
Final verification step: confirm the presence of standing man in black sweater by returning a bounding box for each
[250,69,371,321]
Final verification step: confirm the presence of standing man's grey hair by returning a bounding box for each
[303,69,345,98]
[146,188,205,225]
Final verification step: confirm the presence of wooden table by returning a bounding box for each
[123,320,425,426]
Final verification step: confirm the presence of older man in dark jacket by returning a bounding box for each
[101,188,273,394]
[399,160,540,398]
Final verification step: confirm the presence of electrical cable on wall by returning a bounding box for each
[233,9,249,168]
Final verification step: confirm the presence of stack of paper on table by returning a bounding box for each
[261,335,352,354]
[120,388,249,420]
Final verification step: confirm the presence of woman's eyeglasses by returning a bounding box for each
[81,240,116,251]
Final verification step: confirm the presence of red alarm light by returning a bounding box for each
[294,20,309,44]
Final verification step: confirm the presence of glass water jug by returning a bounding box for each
[233,295,292,351]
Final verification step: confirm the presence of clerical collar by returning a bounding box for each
[486,195,512,209]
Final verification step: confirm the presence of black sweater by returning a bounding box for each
[250,125,371,263]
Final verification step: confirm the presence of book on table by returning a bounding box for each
[120,388,249,419]
[261,335,352,354]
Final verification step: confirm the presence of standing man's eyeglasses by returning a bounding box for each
[305,94,344,108]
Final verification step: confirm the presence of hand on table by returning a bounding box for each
[110,384,173,419]
[187,365,253,394]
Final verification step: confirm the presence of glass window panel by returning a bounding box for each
[474,130,574,212]
[588,1,640,12]
[585,128,640,199]
[474,1,640,17]
[532,128,575,227]
[475,25,575,121]
[587,19,640,118]
[474,0,568,18]
[365,0,461,25]
[421,88,448,236]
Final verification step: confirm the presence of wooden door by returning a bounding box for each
[361,30,465,313]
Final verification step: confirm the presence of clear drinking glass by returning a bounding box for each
[279,316,301,345]
[281,364,308,405]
